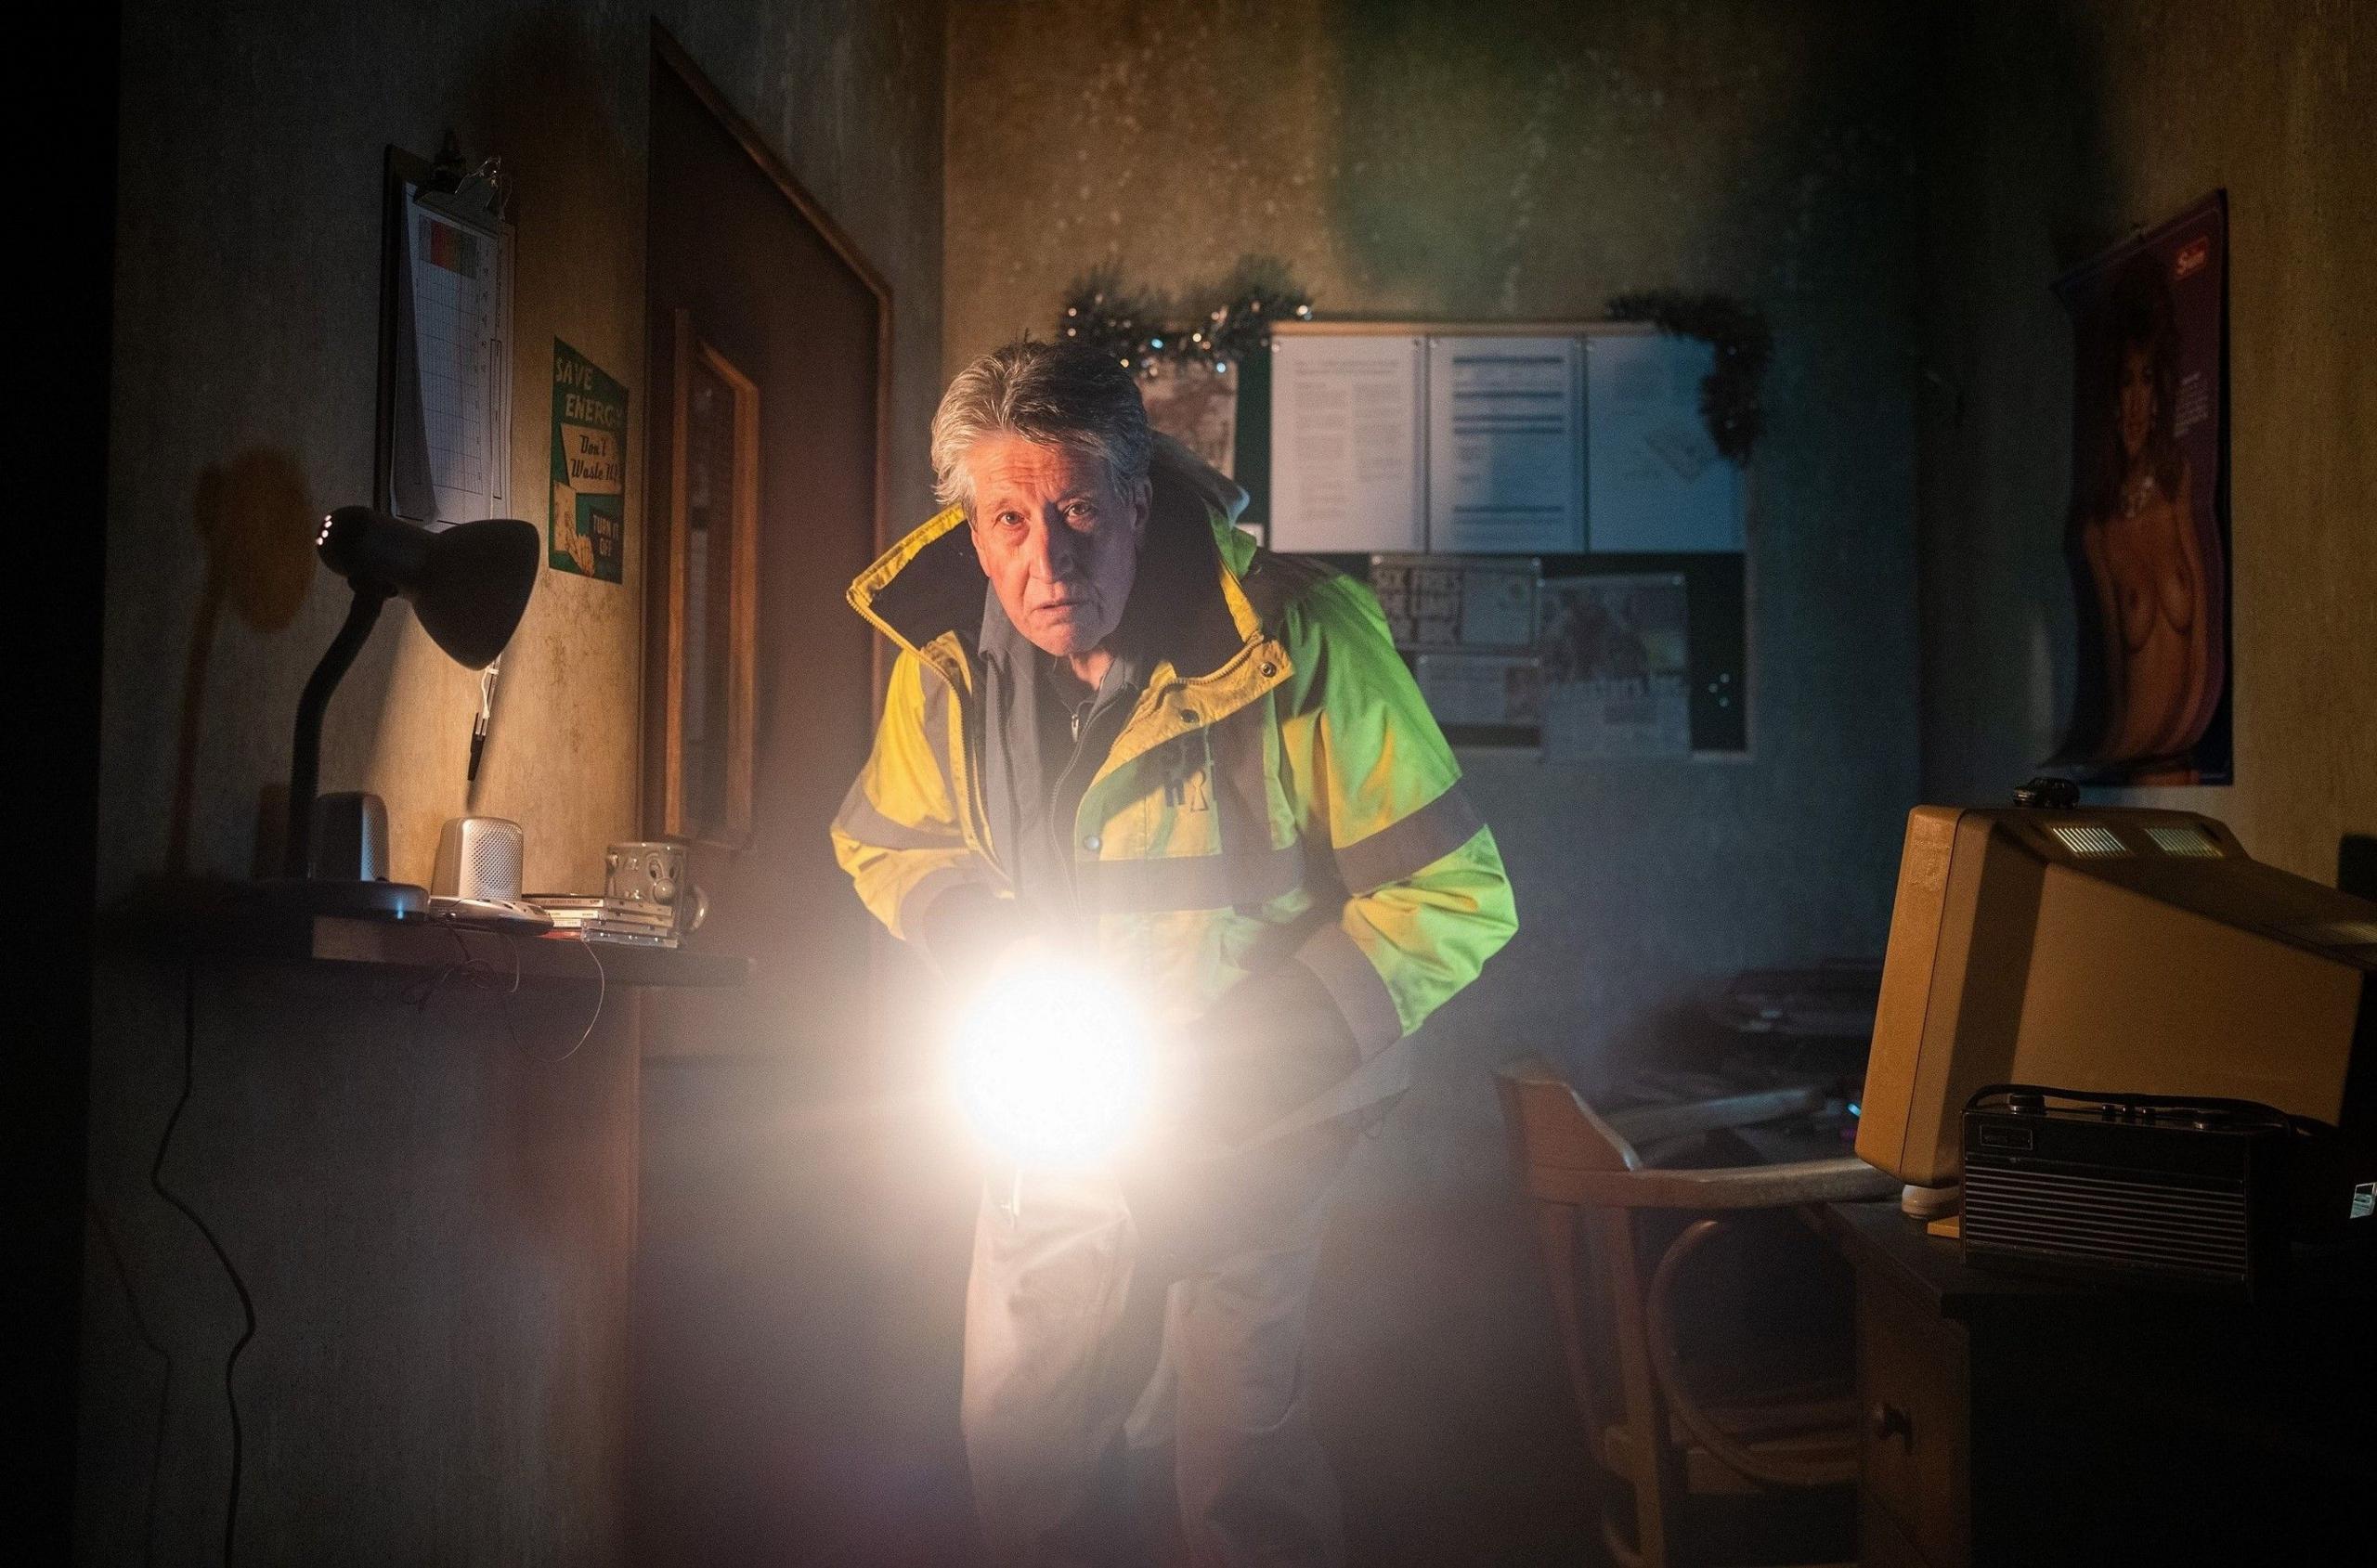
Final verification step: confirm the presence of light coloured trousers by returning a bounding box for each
[960,1126,1354,1567]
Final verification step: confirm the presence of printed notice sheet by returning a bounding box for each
[1415,653,1542,729]
[1538,574,1692,759]
[1426,336,1584,554]
[1583,332,1743,552]
[1267,334,1424,552]
[1370,555,1539,651]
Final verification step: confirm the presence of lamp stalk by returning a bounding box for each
[284,587,391,876]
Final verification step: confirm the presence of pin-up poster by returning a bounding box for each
[2049,192,2229,784]
[550,340,628,582]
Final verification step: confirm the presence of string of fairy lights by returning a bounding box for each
[1056,262,1314,380]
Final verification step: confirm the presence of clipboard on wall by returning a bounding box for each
[376,144,515,528]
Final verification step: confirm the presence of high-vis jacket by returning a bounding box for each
[832,445,1516,1126]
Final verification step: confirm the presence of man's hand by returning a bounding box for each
[1118,977,1363,1275]
[1174,961,1361,1147]
[914,885,1031,993]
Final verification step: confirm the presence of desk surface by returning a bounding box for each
[104,880,751,988]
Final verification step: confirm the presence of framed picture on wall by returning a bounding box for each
[658,309,760,847]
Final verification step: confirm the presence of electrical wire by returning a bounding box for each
[547,934,607,1062]
[149,965,256,1567]
[399,925,520,1010]
[123,936,606,1564]
[402,925,605,1062]
[85,1199,172,1568]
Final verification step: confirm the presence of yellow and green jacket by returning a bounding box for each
[831,444,1516,1125]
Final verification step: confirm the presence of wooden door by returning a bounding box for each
[631,33,982,1568]
[639,34,885,1064]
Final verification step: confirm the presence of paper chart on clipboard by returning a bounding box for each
[390,180,513,527]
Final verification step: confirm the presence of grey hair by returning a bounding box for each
[929,339,1153,514]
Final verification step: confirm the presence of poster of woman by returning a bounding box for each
[2050,191,2231,784]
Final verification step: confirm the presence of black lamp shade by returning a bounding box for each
[316,506,540,667]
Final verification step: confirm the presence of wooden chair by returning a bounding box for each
[1496,1056,1901,1568]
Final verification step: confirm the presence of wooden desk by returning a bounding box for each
[1720,1122,2376,1562]
[1823,1199,2377,1565]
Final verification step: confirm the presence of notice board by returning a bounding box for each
[1251,321,1750,754]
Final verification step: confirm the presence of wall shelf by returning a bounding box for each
[103,880,750,988]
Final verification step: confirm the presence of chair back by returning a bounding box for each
[1493,1057,1643,1468]
[1494,1055,1642,1185]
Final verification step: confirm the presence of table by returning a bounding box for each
[1721,1118,2377,1565]
[1722,1118,2377,1562]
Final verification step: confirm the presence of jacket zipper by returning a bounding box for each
[956,680,1000,874]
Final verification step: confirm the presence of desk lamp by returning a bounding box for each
[266,506,539,917]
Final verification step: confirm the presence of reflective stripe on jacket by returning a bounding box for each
[831,444,1517,1124]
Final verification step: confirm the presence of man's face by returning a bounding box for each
[2118,343,2155,461]
[964,434,1148,660]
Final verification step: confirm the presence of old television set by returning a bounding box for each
[1855,802,2377,1193]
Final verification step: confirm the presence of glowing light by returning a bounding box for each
[951,954,1155,1167]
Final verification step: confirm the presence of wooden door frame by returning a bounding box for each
[642,22,896,835]
[657,313,762,846]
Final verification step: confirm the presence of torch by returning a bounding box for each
[947,949,1163,1192]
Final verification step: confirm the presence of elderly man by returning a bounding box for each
[833,340,1514,1565]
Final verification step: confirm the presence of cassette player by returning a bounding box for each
[1960,1086,2371,1295]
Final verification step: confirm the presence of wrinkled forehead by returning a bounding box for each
[963,434,1123,507]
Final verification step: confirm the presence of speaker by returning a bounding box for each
[309,792,391,881]
[434,816,526,901]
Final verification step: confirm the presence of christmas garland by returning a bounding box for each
[1605,291,1772,461]
[1058,258,1313,380]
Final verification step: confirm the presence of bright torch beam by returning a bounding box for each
[950,952,1158,1169]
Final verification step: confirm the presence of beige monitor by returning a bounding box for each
[1856,805,2377,1189]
